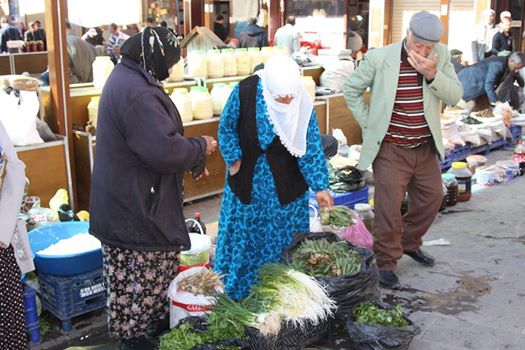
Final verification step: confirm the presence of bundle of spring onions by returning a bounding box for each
[242,263,336,336]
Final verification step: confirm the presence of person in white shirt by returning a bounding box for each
[274,16,300,56]
[107,23,129,64]
[471,9,498,63]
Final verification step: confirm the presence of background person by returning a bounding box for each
[214,56,333,300]
[90,27,217,349]
[344,11,462,289]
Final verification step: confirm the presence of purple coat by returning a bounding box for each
[89,57,206,252]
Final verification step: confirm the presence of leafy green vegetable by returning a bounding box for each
[354,301,409,328]
[159,293,250,350]
[290,238,362,277]
[320,206,354,227]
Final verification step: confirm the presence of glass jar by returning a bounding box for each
[248,47,263,73]
[354,203,374,232]
[221,49,237,77]
[170,88,193,123]
[168,59,184,82]
[190,86,213,120]
[207,49,224,79]
[448,162,472,202]
[92,56,114,89]
[441,173,458,206]
[301,76,316,101]
[187,50,208,78]
[235,48,251,76]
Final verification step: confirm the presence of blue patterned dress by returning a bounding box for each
[214,81,329,300]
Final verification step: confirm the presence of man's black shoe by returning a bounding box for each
[404,248,435,266]
[120,336,156,350]
[379,270,401,290]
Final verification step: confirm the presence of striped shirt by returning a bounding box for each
[384,58,432,148]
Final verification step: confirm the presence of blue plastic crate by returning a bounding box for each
[452,144,471,161]
[38,268,106,332]
[309,186,368,210]
[489,138,505,150]
[506,124,522,147]
[24,285,40,344]
[470,143,489,154]
[440,151,453,170]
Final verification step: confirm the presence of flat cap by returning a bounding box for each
[450,49,463,56]
[409,11,443,43]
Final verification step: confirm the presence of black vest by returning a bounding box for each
[228,75,308,205]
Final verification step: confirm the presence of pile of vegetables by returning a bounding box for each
[461,116,483,125]
[159,293,246,350]
[328,164,365,193]
[320,205,354,227]
[178,269,224,295]
[290,238,362,277]
[242,263,336,336]
[354,301,408,328]
[160,264,336,349]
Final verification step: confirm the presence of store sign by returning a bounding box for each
[67,0,142,27]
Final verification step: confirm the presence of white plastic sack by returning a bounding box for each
[441,120,465,146]
[168,267,222,328]
[458,124,482,146]
[0,91,43,146]
[332,128,348,147]
[474,115,508,139]
[309,205,322,232]
[469,124,493,143]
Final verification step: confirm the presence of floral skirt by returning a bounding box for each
[0,245,27,350]
[102,244,179,340]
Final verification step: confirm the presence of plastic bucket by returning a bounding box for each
[476,167,497,186]
[179,233,211,267]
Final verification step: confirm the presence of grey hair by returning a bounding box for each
[510,52,525,65]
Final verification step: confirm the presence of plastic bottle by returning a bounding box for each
[87,96,100,128]
[92,56,114,89]
[261,47,273,63]
[248,47,263,73]
[207,49,224,79]
[187,50,208,78]
[441,173,458,206]
[168,59,184,82]
[448,162,472,202]
[190,86,213,120]
[513,137,525,176]
[221,49,237,77]
[211,83,226,116]
[235,48,251,76]
[192,212,207,235]
[354,203,374,232]
[170,88,193,122]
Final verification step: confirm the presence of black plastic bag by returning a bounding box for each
[345,302,420,350]
[282,232,380,320]
[245,317,330,350]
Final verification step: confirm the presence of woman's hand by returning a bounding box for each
[316,190,333,209]
[193,167,210,180]
[230,160,242,176]
[202,135,217,156]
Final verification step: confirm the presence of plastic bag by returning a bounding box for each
[168,267,222,328]
[458,124,481,146]
[345,301,420,350]
[309,205,322,232]
[281,232,380,321]
[343,216,374,249]
[441,120,465,146]
[0,90,43,146]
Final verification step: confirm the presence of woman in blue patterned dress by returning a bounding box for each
[214,56,333,300]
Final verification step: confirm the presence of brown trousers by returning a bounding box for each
[372,141,443,271]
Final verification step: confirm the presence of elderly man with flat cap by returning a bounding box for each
[344,11,462,289]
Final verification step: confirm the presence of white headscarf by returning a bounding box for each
[259,56,313,157]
